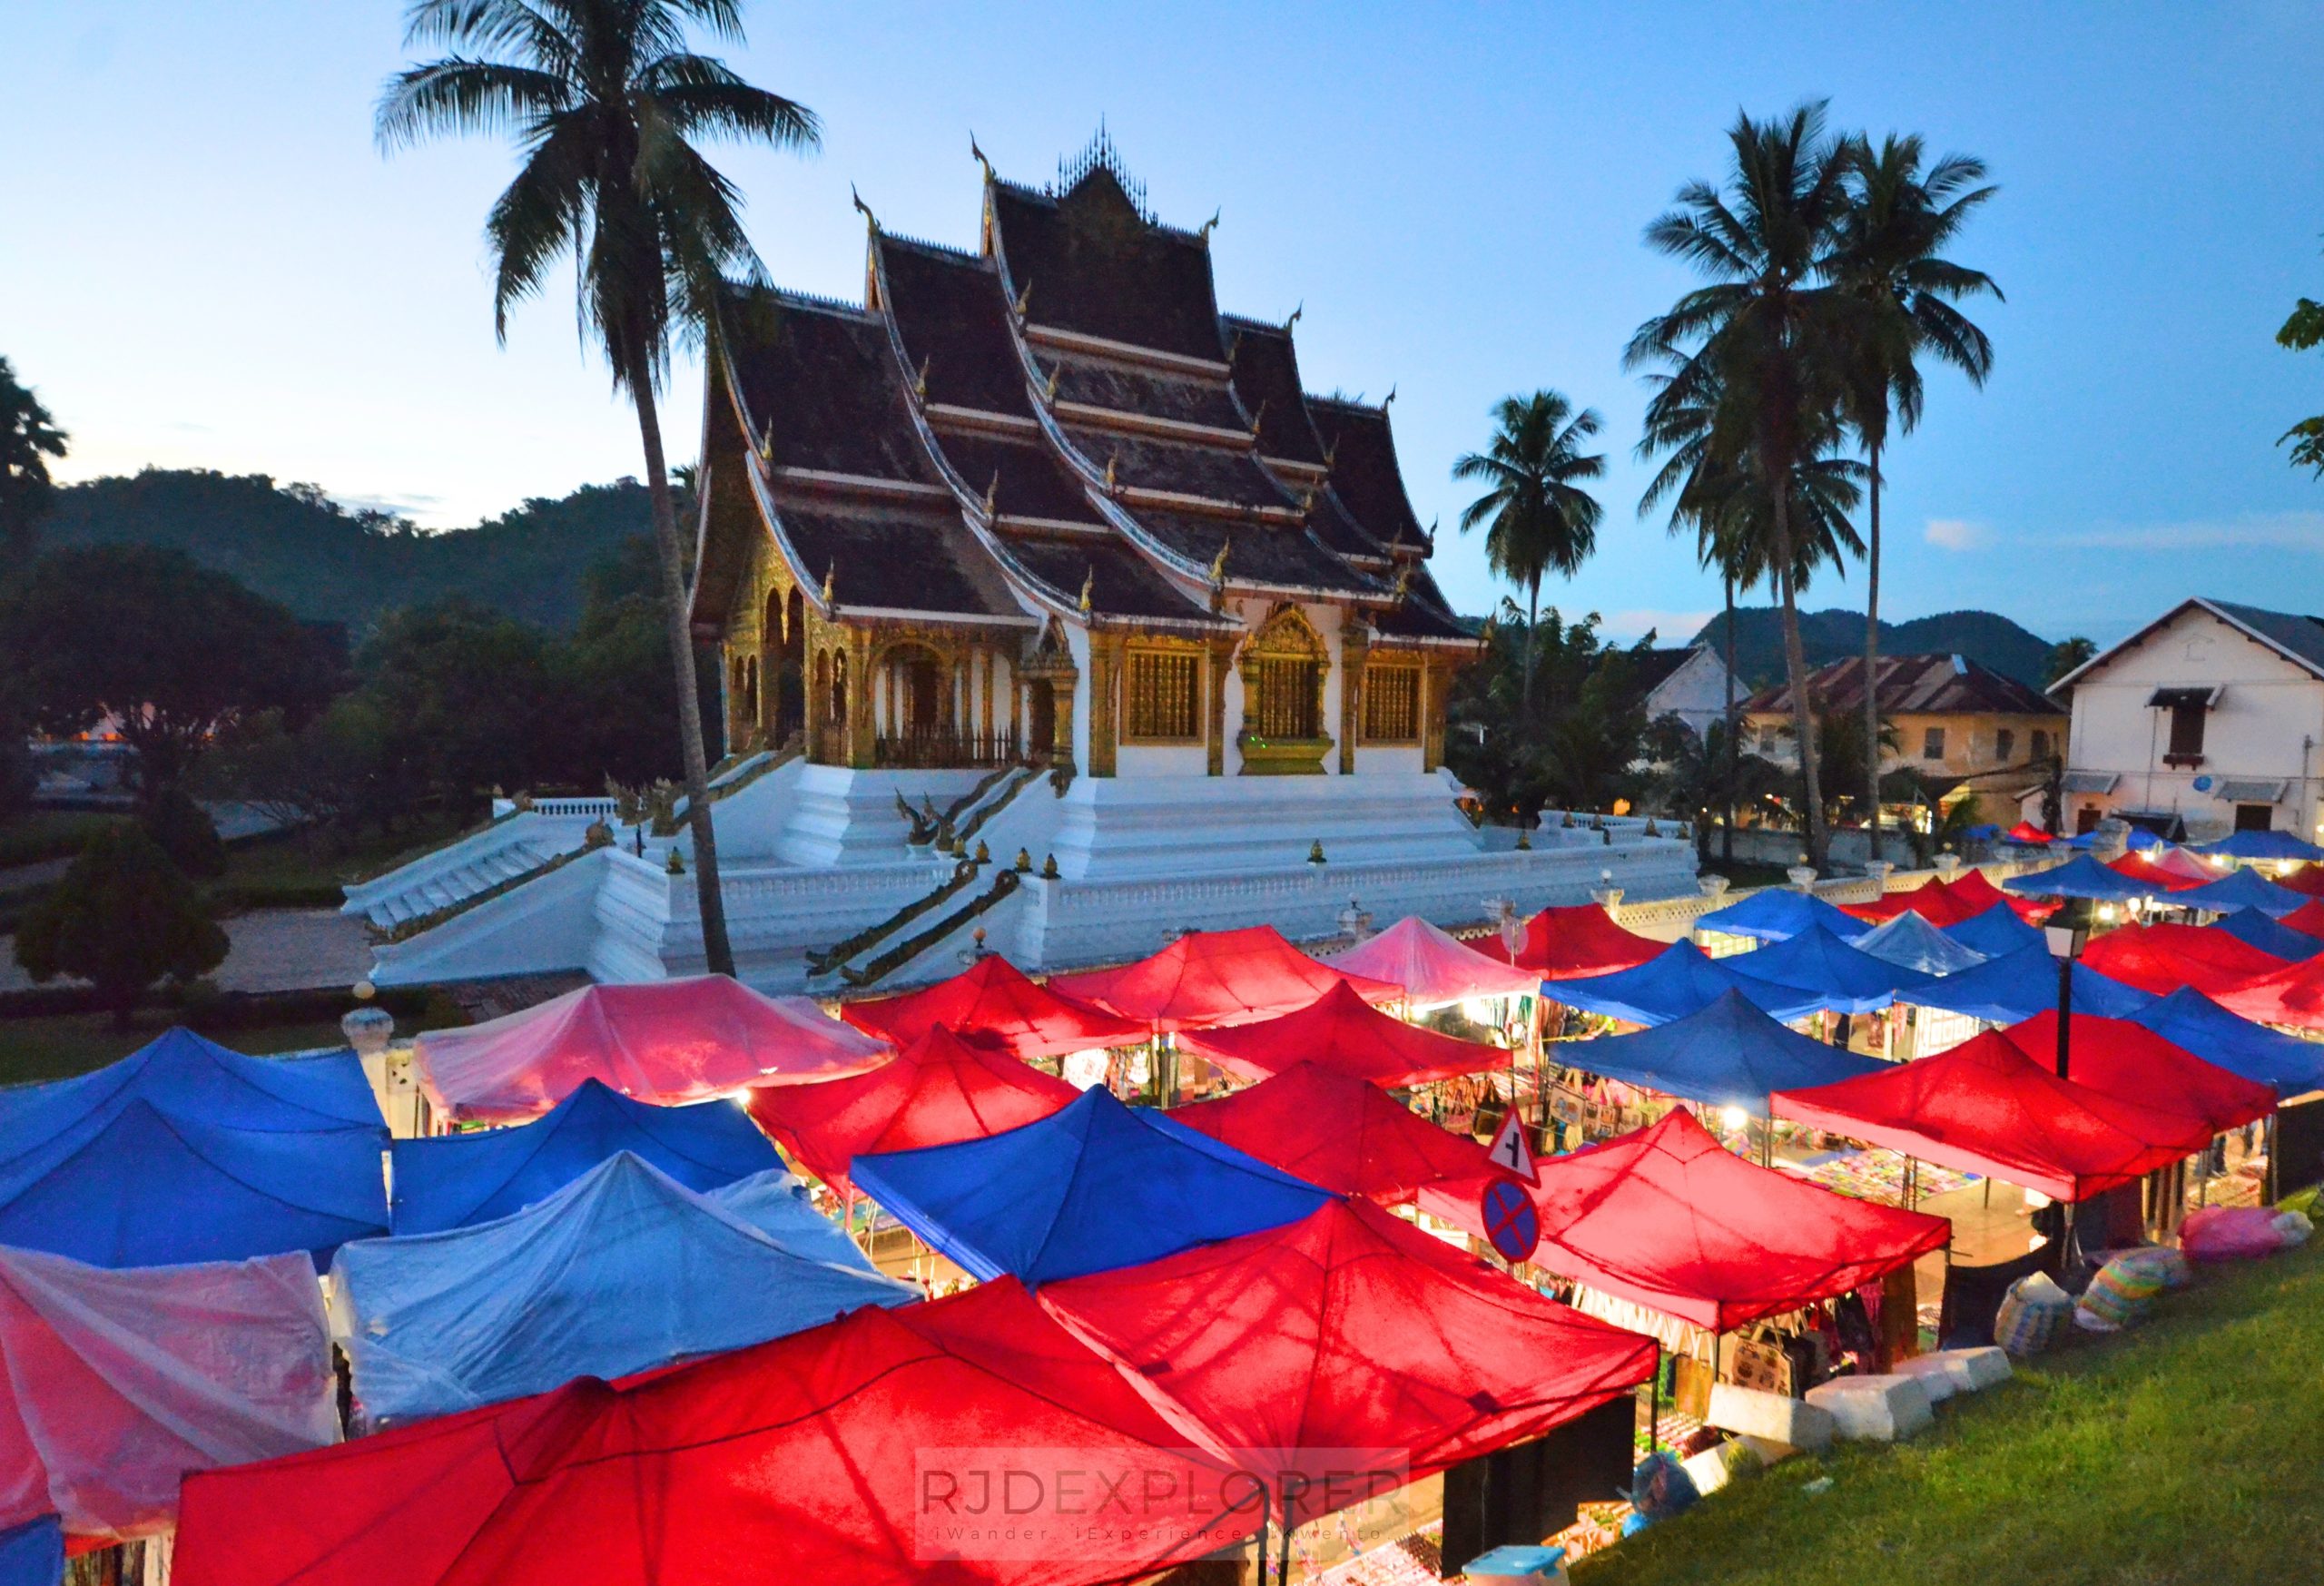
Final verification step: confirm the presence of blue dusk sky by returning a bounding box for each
[8,3,2324,646]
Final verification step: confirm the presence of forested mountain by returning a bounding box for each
[1690,606,2057,691]
[33,469,666,631]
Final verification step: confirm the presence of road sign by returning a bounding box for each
[1479,1177,1541,1264]
[1485,1109,1538,1184]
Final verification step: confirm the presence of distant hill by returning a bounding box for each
[34,468,664,631]
[1690,606,2060,693]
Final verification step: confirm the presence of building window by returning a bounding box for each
[2168,703,2207,762]
[1922,727,1946,761]
[2236,803,2276,832]
[1994,728,2015,764]
[2031,729,2051,763]
[1362,664,1422,744]
[1758,724,1779,754]
[1252,657,1322,740]
[1124,648,1201,742]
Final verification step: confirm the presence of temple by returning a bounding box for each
[350,134,1696,992]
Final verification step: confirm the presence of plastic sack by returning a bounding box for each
[2074,1253,2161,1332]
[1629,1450,1699,1523]
[2272,1210,2314,1248]
[2181,1206,2287,1262]
[1993,1271,2072,1357]
[2107,1246,2191,1291]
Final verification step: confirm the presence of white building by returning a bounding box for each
[1630,645,1740,741]
[2052,596,2324,843]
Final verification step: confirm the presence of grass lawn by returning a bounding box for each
[0,810,128,871]
[1574,1238,2324,1586]
[0,1000,474,1086]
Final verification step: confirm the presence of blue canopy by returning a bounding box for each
[1944,904,2045,959]
[1724,923,1931,1013]
[0,1518,59,1586]
[2207,911,2323,961]
[2169,866,2307,918]
[1549,942,1827,1027]
[1855,911,1987,977]
[850,1087,1330,1286]
[389,1077,779,1234]
[2131,988,2324,1096]
[1694,889,1874,944]
[332,1153,912,1426]
[2003,855,2159,902]
[1904,943,2156,1026]
[2193,830,2324,862]
[1560,988,1886,1113]
[2061,826,2165,852]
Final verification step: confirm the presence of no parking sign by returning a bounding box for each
[1478,1177,1540,1264]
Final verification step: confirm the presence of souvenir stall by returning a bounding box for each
[1168,1059,1493,1205]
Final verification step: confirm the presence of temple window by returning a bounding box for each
[1251,656,1323,740]
[1362,663,1422,744]
[1124,647,1201,742]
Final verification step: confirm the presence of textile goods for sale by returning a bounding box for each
[1174,980,1509,1088]
[1048,925,1402,1033]
[1320,915,1542,1005]
[331,1154,914,1426]
[836,955,1147,1059]
[389,1078,779,1234]
[1786,1150,1974,1204]
[414,975,890,1123]
[0,1246,334,1542]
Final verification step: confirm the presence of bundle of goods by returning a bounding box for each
[1993,1271,2073,1356]
[2074,1247,2177,1332]
[2181,1205,2313,1262]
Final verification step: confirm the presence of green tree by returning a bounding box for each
[2045,635,2097,686]
[15,825,229,1027]
[0,357,68,557]
[0,545,330,806]
[359,601,553,813]
[377,0,820,977]
[1835,133,2001,855]
[2278,281,2324,473]
[1452,391,1606,717]
[1629,102,1859,871]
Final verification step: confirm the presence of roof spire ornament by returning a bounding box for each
[1285,301,1303,330]
[1199,208,1221,241]
[1013,278,1032,317]
[970,132,994,182]
[1383,383,1397,407]
[983,471,1000,516]
[1043,365,1060,401]
[1078,566,1095,614]
[1391,564,1413,602]
[822,563,835,605]
[850,184,878,232]
[1207,541,1229,587]
[1103,454,1118,490]
[1248,395,1269,436]
[914,355,931,399]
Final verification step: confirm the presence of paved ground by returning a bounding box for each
[0,908,374,995]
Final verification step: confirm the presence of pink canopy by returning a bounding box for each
[1048,926,1402,1033]
[417,976,890,1123]
[1319,917,1541,1005]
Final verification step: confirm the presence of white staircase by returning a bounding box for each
[341,804,624,933]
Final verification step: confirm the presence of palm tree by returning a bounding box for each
[377,0,820,977]
[1453,391,1606,718]
[1836,133,2001,857]
[1628,103,1857,871]
[0,357,68,557]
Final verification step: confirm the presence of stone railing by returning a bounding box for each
[489,796,623,820]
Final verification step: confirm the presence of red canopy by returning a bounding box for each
[1473,904,1666,980]
[2215,952,2324,1031]
[2004,822,2053,844]
[1048,926,1402,1033]
[415,976,890,1123]
[2283,898,2324,941]
[1168,1061,1492,1204]
[746,1026,1080,1188]
[2078,921,2287,997]
[1999,1012,2275,1136]
[1319,917,1541,1004]
[1843,876,1981,928]
[2271,864,2324,898]
[1945,867,2053,924]
[1172,981,1511,1089]
[172,1280,1258,1586]
[1039,1198,1658,1521]
[1419,1111,1948,1332]
[1773,1030,2212,1202]
[2109,853,2204,893]
[838,956,1147,1059]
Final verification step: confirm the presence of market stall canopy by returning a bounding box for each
[1320,916,1542,1004]
[1167,1061,1491,1204]
[1853,911,1987,976]
[1694,888,1875,944]
[414,975,890,1123]
[1773,1030,2212,1202]
[2168,866,2309,919]
[0,1029,380,1146]
[836,955,1147,1059]
[1417,1110,1949,1333]
[851,1087,1331,1285]
[389,1078,779,1235]
[2276,866,2324,899]
[744,1026,1079,1189]
[2110,853,2205,893]
[2209,909,2324,962]
[0,1246,334,1542]
[1845,876,1982,928]
[173,1279,1261,1586]
[1472,904,1667,980]
[1547,942,1827,1028]
[1174,980,1510,1089]
[1904,943,2155,1027]
[2000,1012,2275,1136]
[1946,866,2053,921]
[2213,950,2324,1031]
[1038,1198,1659,1521]
[332,1154,912,1427]
[1724,923,1932,1013]
[1943,903,2044,959]
[2284,898,2324,940]
[2003,855,2161,902]
[2075,921,2287,999]
[2192,830,2324,863]
[0,1519,57,1586]
[2003,822,2053,844]
[1552,988,1885,1114]
[1049,925,1403,1033]
[2130,989,2324,1095]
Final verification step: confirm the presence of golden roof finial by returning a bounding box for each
[914,355,931,399]
[1285,301,1303,330]
[1013,279,1032,317]
[1043,365,1060,401]
[1103,454,1117,490]
[1248,395,1269,436]
[759,429,774,463]
[1078,566,1095,614]
[1206,541,1229,586]
[1391,564,1413,601]
[1323,437,1340,468]
[970,132,994,182]
[983,471,1000,516]
[822,563,835,605]
[1199,208,1221,241]
[1383,383,1397,407]
[850,183,878,232]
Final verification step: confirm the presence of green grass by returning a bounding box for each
[207,818,472,911]
[0,810,128,870]
[1574,1239,2324,1586]
[0,997,474,1086]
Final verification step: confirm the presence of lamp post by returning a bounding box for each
[2043,895,2097,1080]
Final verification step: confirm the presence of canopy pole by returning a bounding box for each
[1759,1114,1774,1169]
[1649,1347,1662,1456]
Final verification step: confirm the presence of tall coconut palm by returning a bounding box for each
[1836,133,2001,857]
[0,357,67,557]
[1453,391,1606,720]
[1628,102,1857,870]
[377,0,820,976]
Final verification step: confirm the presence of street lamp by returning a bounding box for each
[2043,895,2099,1079]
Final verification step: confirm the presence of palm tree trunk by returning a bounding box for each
[1863,432,1884,863]
[1772,484,1827,871]
[1521,576,1541,721]
[1721,570,1737,864]
[628,350,736,978]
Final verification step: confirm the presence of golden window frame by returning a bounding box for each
[1361,660,1423,744]
[1120,641,1206,744]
